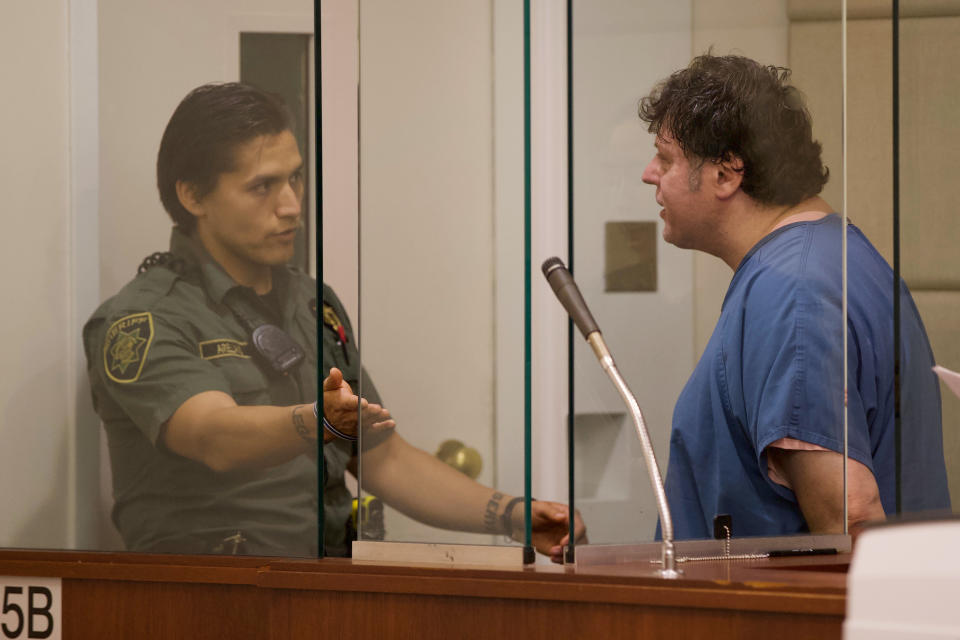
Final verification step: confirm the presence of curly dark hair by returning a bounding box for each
[157,82,293,232]
[638,54,829,207]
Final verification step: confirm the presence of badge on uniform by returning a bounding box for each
[103,312,154,383]
[322,304,348,344]
[322,303,350,365]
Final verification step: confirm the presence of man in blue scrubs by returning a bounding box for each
[639,54,950,539]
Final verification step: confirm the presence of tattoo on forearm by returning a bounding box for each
[292,406,315,443]
[482,491,504,533]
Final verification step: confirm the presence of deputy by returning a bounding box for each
[83,82,585,559]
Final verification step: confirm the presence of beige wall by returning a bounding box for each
[356,0,499,544]
[320,0,360,319]
[0,1,72,547]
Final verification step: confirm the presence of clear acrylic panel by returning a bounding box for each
[889,3,957,517]
[42,0,320,558]
[569,0,849,547]
[353,0,532,557]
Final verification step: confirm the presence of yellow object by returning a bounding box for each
[435,439,483,479]
[351,495,384,540]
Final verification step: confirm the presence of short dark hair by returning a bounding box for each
[638,54,829,207]
[156,82,293,232]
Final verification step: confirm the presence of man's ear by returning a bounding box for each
[175,181,204,218]
[714,155,744,200]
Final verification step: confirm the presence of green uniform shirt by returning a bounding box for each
[83,228,380,557]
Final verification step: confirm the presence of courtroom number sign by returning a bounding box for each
[0,579,60,640]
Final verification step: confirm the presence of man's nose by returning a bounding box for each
[641,158,659,185]
[277,182,302,218]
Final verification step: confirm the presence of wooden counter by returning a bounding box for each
[0,549,848,639]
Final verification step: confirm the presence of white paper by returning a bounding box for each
[933,365,960,400]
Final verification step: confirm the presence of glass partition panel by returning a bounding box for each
[892,4,958,518]
[66,0,319,557]
[354,0,530,556]
[570,0,849,547]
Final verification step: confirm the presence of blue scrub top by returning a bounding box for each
[664,215,950,540]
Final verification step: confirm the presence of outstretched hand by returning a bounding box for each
[515,500,588,564]
[322,367,395,438]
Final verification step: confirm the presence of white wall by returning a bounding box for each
[0,1,72,548]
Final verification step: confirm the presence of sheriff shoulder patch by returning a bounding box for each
[103,312,154,383]
[199,339,251,360]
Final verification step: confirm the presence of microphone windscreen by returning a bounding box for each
[541,257,600,338]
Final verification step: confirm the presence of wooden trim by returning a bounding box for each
[258,558,846,615]
[0,549,847,639]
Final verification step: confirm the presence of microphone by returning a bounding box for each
[541,257,680,578]
[541,258,609,364]
[541,257,599,339]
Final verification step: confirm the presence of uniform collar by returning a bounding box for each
[168,227,293,312]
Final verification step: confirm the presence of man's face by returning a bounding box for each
[191,130,304,277]
[641,132,714,250]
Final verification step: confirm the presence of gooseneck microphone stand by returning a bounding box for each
[542,257,680,578]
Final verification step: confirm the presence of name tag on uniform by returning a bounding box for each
[198,339,252,360]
